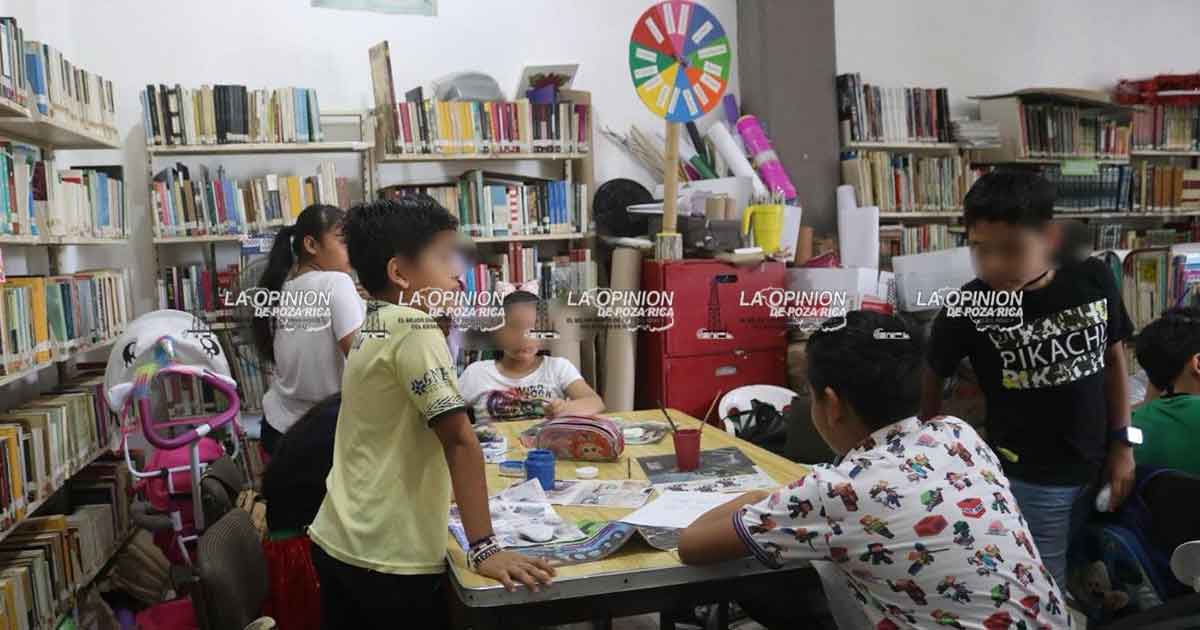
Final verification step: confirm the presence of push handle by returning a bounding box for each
[134,364,240,451]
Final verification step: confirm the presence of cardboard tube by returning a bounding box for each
[705,196,727,221]
[603,247,642,412]
[795,226,814,265]
[662,122,680,233]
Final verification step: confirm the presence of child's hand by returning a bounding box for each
[544,399,567,417]
[476,550,556,592]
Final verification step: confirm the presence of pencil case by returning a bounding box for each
[532,415,625,462]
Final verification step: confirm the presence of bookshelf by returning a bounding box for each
[0,112,119,150]
[148,140,371,156]
[843,141,959,152]
[0,95,29,119]
[380,151,588,162]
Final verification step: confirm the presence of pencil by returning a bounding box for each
[657,399,679,433]
[700,390,722,434]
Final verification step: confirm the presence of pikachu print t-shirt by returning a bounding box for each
[735,416,1069,630]
[927,258,1133,485]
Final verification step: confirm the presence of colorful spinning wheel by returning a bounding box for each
[628,0,731,123]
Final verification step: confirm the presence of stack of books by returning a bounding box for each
[217,329,266,414]
[48,166,125,239]
[1131,163,1200,211]
[463,245,597,299]
[156,263,241,316]
[952,120,1001,149]
[835,73,952,145]
[141,84,323,146]
[1131,105,1200,151]
[1040,163,1134,212]
[151,161,345,237]
[0,19,28,109]
[380,170,588,237]
[385,91,590,155]
[1,270,130,374]
[840,151,967,212]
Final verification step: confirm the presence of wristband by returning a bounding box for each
[468,536,502,571]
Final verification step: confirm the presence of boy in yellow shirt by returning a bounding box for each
[308,196,554,629]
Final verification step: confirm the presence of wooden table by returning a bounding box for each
[445,409,819,629]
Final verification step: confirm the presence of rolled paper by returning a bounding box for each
[736,114,798,201]
[603,247,642,412]
[707,121,768,198]
[837,184,858,212]
[705,196,727,220]
[795,226,814,265]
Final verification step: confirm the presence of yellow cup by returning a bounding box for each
[741,204,784,253]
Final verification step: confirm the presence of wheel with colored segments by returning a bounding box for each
[628,0,731,123]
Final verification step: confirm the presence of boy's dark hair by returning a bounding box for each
[343,195,458,293]
[1135,306,1200,392]
[963,170,1056,229]
[807,310,921,431]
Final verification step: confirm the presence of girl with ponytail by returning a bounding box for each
[254,204,364,454]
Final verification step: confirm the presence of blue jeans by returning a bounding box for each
[1008,478,1092,591]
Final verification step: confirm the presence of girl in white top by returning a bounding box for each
[253,204,365,454]
[459,290,604,423]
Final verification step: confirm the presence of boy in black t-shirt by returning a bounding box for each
[921,171,1136,590]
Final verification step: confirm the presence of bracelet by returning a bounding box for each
[468,538,502,571]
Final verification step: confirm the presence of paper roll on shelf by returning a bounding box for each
[707,121,767,199]
[837,185,858,212]
[736,115,797,201]
[603,247,642,412]
[837,205,880,270]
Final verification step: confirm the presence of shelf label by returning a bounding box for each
[1062,159,1100,176]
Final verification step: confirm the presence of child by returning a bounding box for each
[254,204,364,455]
[459,289,604,422]
[1132,306,1200,474]
[921,171,1136,589]
[678,311,1069,630]
[307,197,554,628]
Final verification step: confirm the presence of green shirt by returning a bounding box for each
[1132,394,1200,476]
[309,303,466,574]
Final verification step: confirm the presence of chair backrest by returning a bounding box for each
[194,509,268,630]
[200,456,244,525]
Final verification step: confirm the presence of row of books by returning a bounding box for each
[0,375,118,526]
[1017,103,1131,158]
[1121,246,1200,331]
[156,264,240,318]
[152,161,346,237]
[380,171,589,237]
[383,93,591,155]
[1131,163,1200,211]
[880,224,962,263]
[1040,164,1135,212]
[1130,105,1200,151]
[0,272,129,376]
[840,151,967,212]
[0,142,125,240]
[0,17,117,135]
[218,330,267,414]
[141,84,324,146]
[464,245,598,299]
[835,74,952,145]
[1095,225,1200,251]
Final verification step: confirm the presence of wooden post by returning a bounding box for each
[656,121,683,260]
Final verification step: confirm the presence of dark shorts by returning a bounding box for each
[309,543,449,630]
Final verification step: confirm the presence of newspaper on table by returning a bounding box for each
[448,479,586,549]
[542,479,653,508]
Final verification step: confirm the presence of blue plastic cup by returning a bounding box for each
[525,449,556,491]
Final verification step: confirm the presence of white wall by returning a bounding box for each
[836,0,1200,118]
[1,0,739,315]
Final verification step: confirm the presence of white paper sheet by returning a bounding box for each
[836,184,858,212]
[837,205,880,270]
[448,479,587,549]
[542,479,653,508]
[785,267,879,311]
[892,246,975,312]
[620,491,735,529]
[707,122,768,199]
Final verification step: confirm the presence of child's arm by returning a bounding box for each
[433,410,556,591]
[545,379,605,418]
[678,490,769,565]
[1103,342,1135,510]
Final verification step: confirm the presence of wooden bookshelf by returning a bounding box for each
[0,96,30,118]
[0,234,44,245]
[473,231,593,244]
[972,156,1130,166]
[843,141,959,152]
[148,140,372,156]
[380,151,588,163]
[44,236,128,246]
[1058,210,1200,219]
[879,211,963,219]
[1131,149,1200,158]
[0,111,118,150]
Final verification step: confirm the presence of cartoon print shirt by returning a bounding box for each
[458,356,583,422]
[928,258,1133,485]
[734,416,1070,630]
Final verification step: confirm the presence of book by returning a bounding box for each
[839,150,967,212]
[835,73,951,145]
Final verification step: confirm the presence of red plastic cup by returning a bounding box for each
[673,429,702,472]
